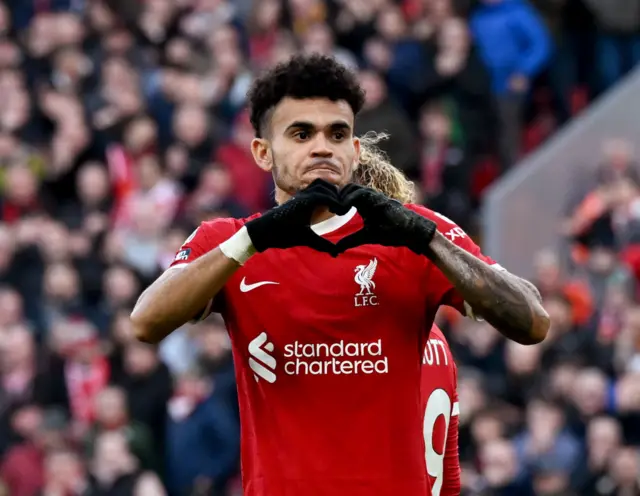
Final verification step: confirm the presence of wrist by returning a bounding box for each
[422,229,445,257]
[219,226,256,265]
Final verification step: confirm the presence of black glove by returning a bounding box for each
[335,184,437,255]
[245,179,347,255]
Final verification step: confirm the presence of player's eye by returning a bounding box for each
[332,131,346,141]
[293,130,310,141]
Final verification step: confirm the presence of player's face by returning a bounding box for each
[251,97,360,201]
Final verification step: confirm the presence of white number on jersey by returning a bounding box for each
[423,388,452,496]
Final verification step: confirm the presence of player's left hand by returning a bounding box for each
[335,184,437,255]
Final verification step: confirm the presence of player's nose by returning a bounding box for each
[309,134,333,157]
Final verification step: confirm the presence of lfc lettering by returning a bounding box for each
[354,294,379,307]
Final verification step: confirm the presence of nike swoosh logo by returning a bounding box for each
[240,277,279,293]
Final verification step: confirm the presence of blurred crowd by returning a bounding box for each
[440,137,640,495]
[0,0,640,494]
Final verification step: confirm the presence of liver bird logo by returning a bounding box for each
[354,258,378,296]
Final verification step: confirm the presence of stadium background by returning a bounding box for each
[0,0,639,494]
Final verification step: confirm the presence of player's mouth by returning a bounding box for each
[305,160,341,175]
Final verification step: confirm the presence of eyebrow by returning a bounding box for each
[284,120,352,133]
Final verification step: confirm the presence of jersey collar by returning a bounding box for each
[311,207,358,236]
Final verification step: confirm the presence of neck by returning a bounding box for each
[311,207,334,225]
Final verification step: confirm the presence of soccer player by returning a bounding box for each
[422,325,460,496]
[131,55,549,495]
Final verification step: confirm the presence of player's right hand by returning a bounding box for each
[335,184,437,255]
[245,179,347,255]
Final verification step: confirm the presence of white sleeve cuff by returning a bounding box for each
[219,226,256,265]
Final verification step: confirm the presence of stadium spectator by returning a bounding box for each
[111,340,173,457]
[513,398,582,481]
[0,406,66,496]
[0,325,63,441]
[612,446,640,494]
[470,0,551,168]
[417,101,473,229]
[41,448,89,496]
[583,0,640,93]
[417,16,495,158]
[87,430,165,495]
[574,416,623,492]
[83,385,157,473]
[355,69,419,174]
[165,366,240,496]
[478,438,535,495]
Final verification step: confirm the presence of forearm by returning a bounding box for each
[131,248,239,343]
[427,232,550,344]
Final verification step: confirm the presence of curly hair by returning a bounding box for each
[247,54,415,204]
[247,54,365,138]
[354,132,416,204]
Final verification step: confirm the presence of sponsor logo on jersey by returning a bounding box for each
[249,332,276,383]
[354,257,379,307]
[283,339,388,376]
[248,332,389,382]
[240,277,279,293]
[174,248,191,261]
[444,227,467,241]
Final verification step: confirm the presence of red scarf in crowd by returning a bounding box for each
[64,355,110,424]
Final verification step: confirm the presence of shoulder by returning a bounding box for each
[428,325,449,346]
[196,213,261,243]
[405,204,452,224]
[171,213,261,266]
[405,204,466,237]
[201,213,260,234]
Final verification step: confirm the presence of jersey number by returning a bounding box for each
[423,388,452,496]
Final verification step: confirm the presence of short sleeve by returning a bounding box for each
[168,218,242,318]
[406,204,503,318]
[170,218,240,268]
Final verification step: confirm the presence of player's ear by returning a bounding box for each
[351,136,361,172]
[251,138,273,172]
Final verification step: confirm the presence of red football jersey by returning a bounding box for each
[422,325,460,496]
[169,205,495,496]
